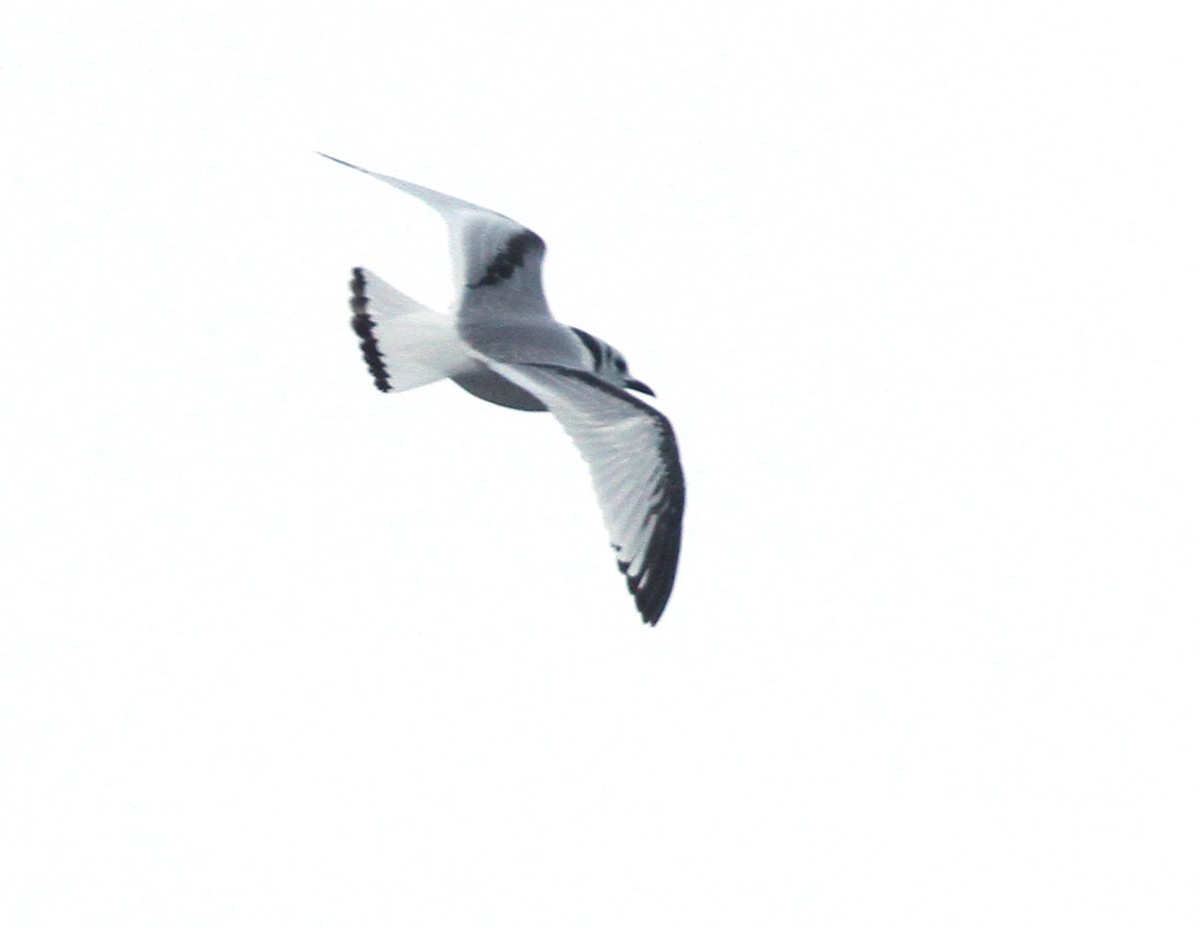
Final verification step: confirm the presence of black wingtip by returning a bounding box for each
[317,152,368,174]
[615,474,684,627]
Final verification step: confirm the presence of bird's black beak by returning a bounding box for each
[625,379,655,397]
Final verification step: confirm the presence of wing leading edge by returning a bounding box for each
[319,153,550,319]
[486,362,685,624]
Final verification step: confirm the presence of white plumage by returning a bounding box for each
[323,155,685,625]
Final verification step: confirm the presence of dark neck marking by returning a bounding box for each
[569,327,605,372]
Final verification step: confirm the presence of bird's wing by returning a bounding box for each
[485,361,685,625]
[320,154,550,319]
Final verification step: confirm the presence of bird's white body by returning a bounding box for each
[324,155,685,624]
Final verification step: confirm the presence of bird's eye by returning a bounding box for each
[616,357,628,373]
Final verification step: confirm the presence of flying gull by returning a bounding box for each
[321,154,685,625]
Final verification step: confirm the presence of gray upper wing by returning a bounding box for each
[485,361,685,625]
[320,154,550,319]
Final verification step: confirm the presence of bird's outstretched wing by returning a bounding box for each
[485,362,685,625]
[320,154,549,319]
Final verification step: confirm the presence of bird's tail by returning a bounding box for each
[348,267,474,393]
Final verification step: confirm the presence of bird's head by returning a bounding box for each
[570,327,655,397]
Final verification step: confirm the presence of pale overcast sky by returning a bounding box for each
[2,1,1197,925]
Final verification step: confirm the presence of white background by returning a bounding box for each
[2,1,1197,925]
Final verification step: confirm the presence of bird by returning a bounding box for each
[321,154,685,625]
